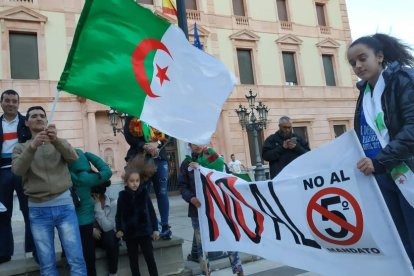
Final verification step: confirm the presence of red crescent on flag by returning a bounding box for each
[393,172,408,184]
[132,38,172,98]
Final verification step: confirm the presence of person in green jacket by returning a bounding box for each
[68,149,112,276]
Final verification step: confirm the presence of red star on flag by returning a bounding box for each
[156,64,170,86]
[399,178,405,184]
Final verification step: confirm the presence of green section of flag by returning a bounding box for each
[58,0,170,116]
[375,112,386,132]
[390,163,410,181]
[233,172,252,182]
[197,148,224,172]
[364,84,371,94]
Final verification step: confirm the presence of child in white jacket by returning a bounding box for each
[92,181,119,276]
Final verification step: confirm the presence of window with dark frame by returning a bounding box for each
[237,49,255,84]
[282,52,298,85]
[322,54,336,86]
[276,0,288,21]
[293,126,309,144]
[333,124,347,138]
[247,129,264,166]
[233,0,246,16]
[315,3,326,26]
[185,0,197,10]
[136,0,154,4]
[9,32,39,80]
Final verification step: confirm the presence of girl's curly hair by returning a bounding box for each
[122,154,157,183]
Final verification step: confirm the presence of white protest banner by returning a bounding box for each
[195,131,413,276]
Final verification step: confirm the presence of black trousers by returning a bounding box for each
[0,168,35,257]
[95,230,119,274]
[79,223,96,276]
[125,235,158,276]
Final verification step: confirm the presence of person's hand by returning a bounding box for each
[190,197,201,208]
[143,142,159,157]
[282,140,289,149]
[46,124,57,142]
[287,138,297,149]
[189,162,199,169]
[30,130,50,150]
[116,231,124,238]
[357,157,375,175]
[153,231,159,241]
[93,228,101,240]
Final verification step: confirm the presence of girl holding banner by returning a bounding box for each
[347,33,414,266]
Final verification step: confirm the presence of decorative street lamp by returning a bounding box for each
[235,89,269,181]
[107,107,126,136]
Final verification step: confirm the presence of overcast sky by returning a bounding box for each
[345,0,414,48]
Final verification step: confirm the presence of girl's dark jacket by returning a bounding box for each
[354,61,414,173]
[115,185,158,239]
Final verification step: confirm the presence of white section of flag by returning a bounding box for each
[0,202,6,212]
[141,24,236,145]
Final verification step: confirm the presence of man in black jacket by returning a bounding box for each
[0,89,34,263]
[262,116,309,179]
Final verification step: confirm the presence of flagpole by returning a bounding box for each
[176,0,188,39]
[48,89,61,123]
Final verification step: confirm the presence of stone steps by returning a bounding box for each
[0,237,184,276]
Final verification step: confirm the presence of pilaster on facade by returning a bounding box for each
[338,0,352,42]
[87,111,99,155]
[64,12,76,54]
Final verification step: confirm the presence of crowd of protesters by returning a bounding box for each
[0,90,170,276]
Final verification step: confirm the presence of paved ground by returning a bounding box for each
[10,184,320,275]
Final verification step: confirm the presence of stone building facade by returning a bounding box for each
[0,0,357,183]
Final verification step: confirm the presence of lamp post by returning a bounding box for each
[235,90,269,181]
[107,107,126,136]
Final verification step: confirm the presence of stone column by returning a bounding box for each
[220,109,232,159]
[87,111,99,155]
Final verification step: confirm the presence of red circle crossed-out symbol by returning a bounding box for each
[306,187,363,245]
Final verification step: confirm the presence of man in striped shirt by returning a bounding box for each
[0,89,33,264]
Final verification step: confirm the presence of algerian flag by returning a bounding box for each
[390,163,414,207]
[363,75,414,208]
[58,0,235,144]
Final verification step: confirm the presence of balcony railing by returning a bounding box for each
[319,25,331,34]
[8,0,34,3]
[235,15,249,26]
[186,9,200,21]
[280,21,292,30]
